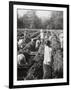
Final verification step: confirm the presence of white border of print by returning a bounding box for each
[13,5,67,85]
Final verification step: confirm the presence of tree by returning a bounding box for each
[43,11,63,29]
[22,10,42,29]
[17,14,23,28]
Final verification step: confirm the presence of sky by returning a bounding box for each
[17,9,52,21]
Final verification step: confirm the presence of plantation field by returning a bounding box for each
[17,28,63,80]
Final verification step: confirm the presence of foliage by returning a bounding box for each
[17,10,63,29]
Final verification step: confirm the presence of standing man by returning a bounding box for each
[40,29,44,43]
[59,32,63,49]
[43,40,52,79]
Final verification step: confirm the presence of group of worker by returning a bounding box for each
[17,29,63,79]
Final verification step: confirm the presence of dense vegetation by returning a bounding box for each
[17,10,63,29]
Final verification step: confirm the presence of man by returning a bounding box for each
[40,29,44,43]
[43,40,52,79]
[17,53,27,65]
[35,39,40,50]
[23,38,35,51]
[18,39,23,49]
[59,33,63,49]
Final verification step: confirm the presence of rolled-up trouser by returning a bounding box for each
[43,63,52,79]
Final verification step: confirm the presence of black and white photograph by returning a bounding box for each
[17,9,63,80]
[9,1,69,88]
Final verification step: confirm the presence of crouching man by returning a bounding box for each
[43,40,52,79]
[17,53,27,66]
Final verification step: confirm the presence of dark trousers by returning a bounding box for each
[43,64,52,79]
